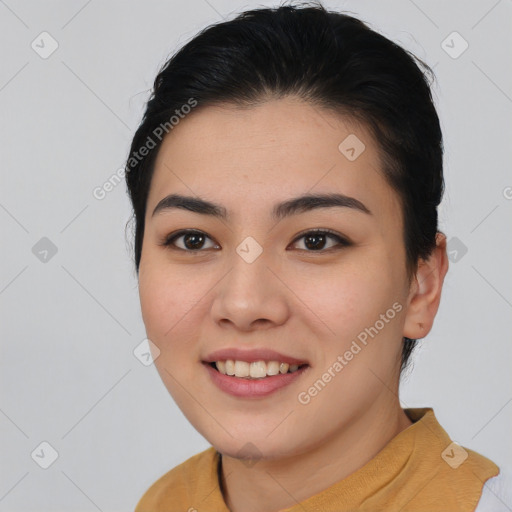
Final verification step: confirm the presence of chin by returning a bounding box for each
[209,432,301,462]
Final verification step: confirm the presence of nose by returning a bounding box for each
[210,248,290,333]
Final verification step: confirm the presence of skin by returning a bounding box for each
[138,96,449,512]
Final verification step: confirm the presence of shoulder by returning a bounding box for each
[474,466,512,512]
[134,446,219,512]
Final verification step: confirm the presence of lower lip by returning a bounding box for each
[203,363,309,398]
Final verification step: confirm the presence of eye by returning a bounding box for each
[160,228,351,253]
[289,229,351,252]
[160,230,219,252]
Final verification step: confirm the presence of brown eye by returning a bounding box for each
[162,230,219,251]
[290,229,351,252]
[160,228,350,253]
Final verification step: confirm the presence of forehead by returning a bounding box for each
[147,97,400,223]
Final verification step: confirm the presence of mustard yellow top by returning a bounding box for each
[135,408,499,511]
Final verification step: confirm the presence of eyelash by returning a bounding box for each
[159,228,351,254]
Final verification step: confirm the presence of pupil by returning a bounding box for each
[305,233,326,250]
[185,233,204,250]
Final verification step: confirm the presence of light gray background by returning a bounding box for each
[1,1,511,510]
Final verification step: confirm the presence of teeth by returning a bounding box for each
[214,360,304,378]
[234,360,249,378]
[249,361,267,378]
[267,361,280,376]
[225,360,235,376]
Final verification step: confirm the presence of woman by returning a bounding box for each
[125,3,509,511]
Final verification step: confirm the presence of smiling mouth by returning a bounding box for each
[207,361,309,379]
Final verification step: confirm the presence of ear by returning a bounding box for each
[403,232,449,339]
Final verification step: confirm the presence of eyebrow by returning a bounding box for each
[151,192,371,220]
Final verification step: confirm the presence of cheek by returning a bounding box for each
[138,263,196,342]
[138,265,203,398]
[138,258,220,364]
[301,259,399,340]
[139,270,170,338]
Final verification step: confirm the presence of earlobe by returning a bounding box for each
[403,232,449,340]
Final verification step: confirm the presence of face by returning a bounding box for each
[138,97,413,460]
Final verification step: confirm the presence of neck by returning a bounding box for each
[219,401,413,512]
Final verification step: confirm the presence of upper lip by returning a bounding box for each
[203,348,309,366]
